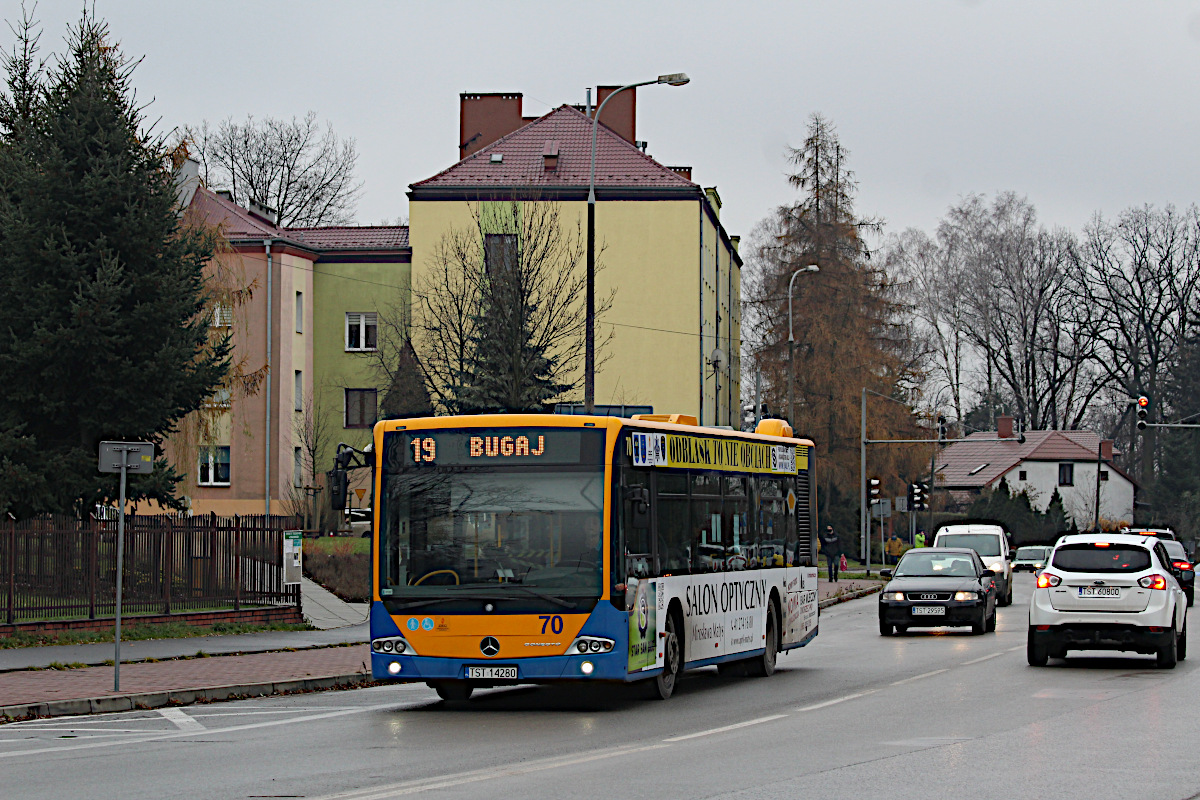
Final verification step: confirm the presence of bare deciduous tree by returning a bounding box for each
[410,200,612,414]
[186,112,362,226]
[284,393,333,530]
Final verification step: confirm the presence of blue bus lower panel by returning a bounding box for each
[372,648,631,682]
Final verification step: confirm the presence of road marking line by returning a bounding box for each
[891,668,949,685]
[312,744,670,799]
[961,652,1004,665]
[796,690,875,712]
[663,714,788,742]
[157,708,205,732]
[1007,645,1025,652]
[0,700,411,760]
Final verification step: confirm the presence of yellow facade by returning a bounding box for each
[408,196,740,425]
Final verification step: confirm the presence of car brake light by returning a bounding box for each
[1093,542,1111,547]
[1172,561,1193,571]
[1138,574,1168,590]
[1037,572,1061,588]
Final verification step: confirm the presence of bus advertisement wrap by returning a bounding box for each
[630,433,805,474]
[628,580,657,671]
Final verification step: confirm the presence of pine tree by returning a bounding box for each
[0,11,229,515]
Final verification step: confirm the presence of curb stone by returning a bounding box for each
[0,672,374,723]
[818,584,883,610]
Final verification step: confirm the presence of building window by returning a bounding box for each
[211,304,232,328]
[1018,470,1027,481]
[345,388,378,428]
[1058,463,1074,486]
[295,291,303,334]
[1100,470,1109,482]
[198,446,230,486]
[346,312,378,351]
[484,234,518,275]
[294,446,303,488]
[294,370,303,411]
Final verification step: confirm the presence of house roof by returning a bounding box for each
[936,429,1125,490]
[287,226,410,250]
[410,105,699,192]
[188,187,409,253]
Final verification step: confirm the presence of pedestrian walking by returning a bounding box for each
[886,531,904,565]
[819,525,843,582]
[914,528,927,548]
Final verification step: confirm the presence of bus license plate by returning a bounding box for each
[466,666,517,679]
[1078,587,1120,597]
[911,606,945,616]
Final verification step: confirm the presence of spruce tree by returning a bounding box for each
[0,12,228,515]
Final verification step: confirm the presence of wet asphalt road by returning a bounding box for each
[3,573,1197,800]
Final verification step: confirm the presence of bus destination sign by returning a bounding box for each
[630,432,804,474]
[392,428,602,468]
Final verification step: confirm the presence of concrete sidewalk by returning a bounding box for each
[301,576,369,629]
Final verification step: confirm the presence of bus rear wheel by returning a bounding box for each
[431,681,473,703]
[652,612,681,700]
[750,605,778,677]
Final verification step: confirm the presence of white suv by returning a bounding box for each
[933,523,1013,606]
[1028,533,1188,668]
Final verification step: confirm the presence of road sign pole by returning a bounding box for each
[114,455,127,692]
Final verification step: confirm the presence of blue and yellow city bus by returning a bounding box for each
[363,413,819,701]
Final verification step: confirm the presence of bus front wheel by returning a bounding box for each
[431,681,473,703]
[652,612,681,700]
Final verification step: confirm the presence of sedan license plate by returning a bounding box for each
[466,666,517,680]
[1078,587,1120,598]
[911,605,946,616]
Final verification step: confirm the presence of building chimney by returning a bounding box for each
[459,93,525,159]
[997,415,1014,439]
[247,199,278,225]
[542,140,559,171]
[668,166,692,181]
[1101,439,1113,461]
[593,85,636,143]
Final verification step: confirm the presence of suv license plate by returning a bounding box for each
[1078,587,1120,597]
[911,606,945,616]
[466,666,517,679]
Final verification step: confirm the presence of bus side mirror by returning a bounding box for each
[328,468,348,510]
[625,486,650,529]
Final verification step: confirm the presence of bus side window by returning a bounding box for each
[693,471,724,573]
[622,470,653,580]
[724,476,748,570]
[759,478,787,568]
[656,471,690,575]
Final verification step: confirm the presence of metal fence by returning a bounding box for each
[2,513,301,625]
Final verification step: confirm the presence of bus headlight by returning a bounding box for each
[580,661,595,675]
[569,636,615,654]
[372,637,417,656]
[388,662,401,675]
[577,641,589,653]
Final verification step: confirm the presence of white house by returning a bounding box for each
[935,416,1136,529]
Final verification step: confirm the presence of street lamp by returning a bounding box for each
[787,264,820,426]
[585,73,690,413]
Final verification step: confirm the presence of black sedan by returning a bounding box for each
[1162,539,1195,607]
[878,547,998,636]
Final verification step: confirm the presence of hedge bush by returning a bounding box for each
[304,539,371,601]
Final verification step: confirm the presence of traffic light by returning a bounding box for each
[868,477,881,502]
[909,482,929,511]
[937,415,947,443]
[1136,395,1150,430]
[327,467,348,510]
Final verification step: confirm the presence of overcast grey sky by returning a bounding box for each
[14,1,1200,242]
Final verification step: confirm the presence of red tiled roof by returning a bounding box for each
[411,105,698,191]
[936,430,1106,489]
[188,188,409,252]
[288,226,409,250]
[189,187,283,240]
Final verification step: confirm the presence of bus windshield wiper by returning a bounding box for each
[503,585,578,609]
[390,592,509,611]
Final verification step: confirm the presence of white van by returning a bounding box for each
[933,523,1013,606]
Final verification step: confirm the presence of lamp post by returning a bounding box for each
[787,264,820,426]
[585,73,690,413]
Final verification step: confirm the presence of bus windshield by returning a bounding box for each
[379,428,606,604]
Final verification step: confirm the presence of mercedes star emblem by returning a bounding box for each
[480,636,500,657]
